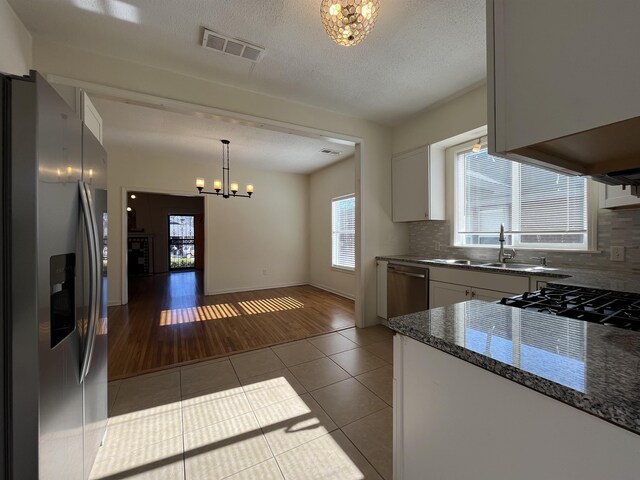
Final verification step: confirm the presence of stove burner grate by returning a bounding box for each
[500,285,640,331]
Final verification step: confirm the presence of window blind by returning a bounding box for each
[456,147,588,249]
[332,195,355,269]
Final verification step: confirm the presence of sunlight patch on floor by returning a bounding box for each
[95,377,365,480]
[159,297,305,326]
[160,303,241,325]
[238,297,304,315]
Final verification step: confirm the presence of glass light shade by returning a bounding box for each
[213,180,222,190]
[126,207,132,212]
[246,184,254,193]
[321,0,379,47]
[130,194,136,199]
[196,178,205,188]
[230,182,239,193]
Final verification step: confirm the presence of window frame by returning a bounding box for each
[331,193,356,272]
[447,140,598,252]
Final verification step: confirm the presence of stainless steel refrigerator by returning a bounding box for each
[1,71,108,480]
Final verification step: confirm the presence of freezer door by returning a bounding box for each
[36,74,86,480]
[6,73,86,479]
[0,74,7,480]
[81,124,108,479]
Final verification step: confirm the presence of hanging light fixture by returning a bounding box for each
[196,140,253,199]
[471,138,483,153]
[320,0,380,47]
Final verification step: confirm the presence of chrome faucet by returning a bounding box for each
[498,224,516,263]
[532,256,547,266]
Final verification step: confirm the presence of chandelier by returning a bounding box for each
[196,140,253,199]
[320,0,379,47]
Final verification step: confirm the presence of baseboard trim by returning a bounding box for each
[206,282,308,296]
[309,282,355,300]
[113,281,354,303]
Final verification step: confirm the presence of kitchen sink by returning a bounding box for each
[430,259,558,271]
[481,262,557,271]
[432,259,487,266]
[482,262,535,268]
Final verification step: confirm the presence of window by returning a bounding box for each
[332,195,355,270]
[453,145,590,250]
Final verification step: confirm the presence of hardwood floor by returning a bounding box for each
[108,271,355,380]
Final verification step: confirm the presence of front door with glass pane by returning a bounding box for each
[169,215,195,270]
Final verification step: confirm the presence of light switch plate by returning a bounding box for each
[610,246,625,261]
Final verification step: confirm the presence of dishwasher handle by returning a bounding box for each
[387,266,427,279]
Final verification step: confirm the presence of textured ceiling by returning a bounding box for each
[11,0,487,124]
[93,97,355,174]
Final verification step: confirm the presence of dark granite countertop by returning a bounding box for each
[389,300,640,435]
[549,269,640,294]
[376,255,569,278]
[377,255,640,291]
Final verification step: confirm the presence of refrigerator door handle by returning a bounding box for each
[78,181,99,383]
[88,182,101,379]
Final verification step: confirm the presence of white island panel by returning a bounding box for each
[394,335,640,480]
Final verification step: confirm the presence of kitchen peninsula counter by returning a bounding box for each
[389,300,640,435]
[390,300,640,480]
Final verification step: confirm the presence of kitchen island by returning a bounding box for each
[390,300,640,480]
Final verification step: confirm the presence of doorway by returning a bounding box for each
[125,191,205,303]
[168,214,196,270]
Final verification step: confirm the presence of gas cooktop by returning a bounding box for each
[500,284,640,331]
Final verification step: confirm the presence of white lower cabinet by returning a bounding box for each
[429,281,469,308]
[430,281,513,308]
[385,263,539,313]
[376,260,388,319]
[470,287,513,303]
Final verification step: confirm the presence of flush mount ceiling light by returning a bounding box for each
[320,0,380,47]
[196,140,253,199]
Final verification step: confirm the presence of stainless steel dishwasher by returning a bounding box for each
[387,263,428,318]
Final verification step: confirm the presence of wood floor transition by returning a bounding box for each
[108,271,356,380]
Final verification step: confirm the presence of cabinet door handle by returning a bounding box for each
[471,290,476,298]
[465,289,470,296]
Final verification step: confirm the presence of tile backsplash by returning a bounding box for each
[409,208,640,273]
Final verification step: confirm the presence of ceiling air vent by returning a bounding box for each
[202,28,265,63]
[320,148,342,155]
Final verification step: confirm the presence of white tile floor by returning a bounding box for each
[95,326,394,480]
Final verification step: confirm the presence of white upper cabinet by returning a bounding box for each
[50,83,103,145]
[488,1,640,178]
[80,92,103,145]
[392,146,445,222]
[600,184,640,209]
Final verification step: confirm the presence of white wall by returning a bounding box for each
[33,38,408,326]
[107,145,309,304]
[0,0,32,75]
[309,156,356,299]
[206,165,309,295]
[392,85,487,154]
